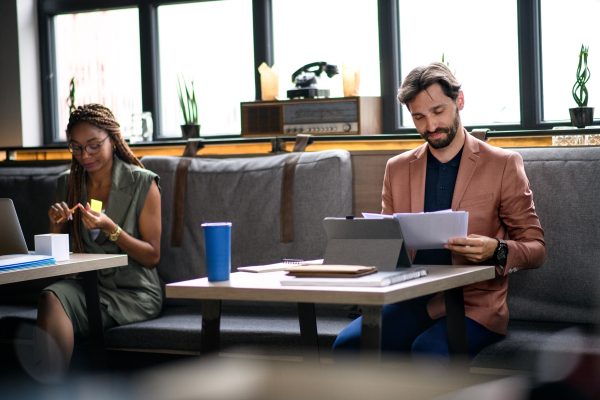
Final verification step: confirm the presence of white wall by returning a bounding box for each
[0,0,42,148]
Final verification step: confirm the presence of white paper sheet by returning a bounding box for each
[362,210,468,250]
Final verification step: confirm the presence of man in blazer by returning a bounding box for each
[333,62,545,363]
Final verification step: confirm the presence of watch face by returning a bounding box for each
[497,244,508,261]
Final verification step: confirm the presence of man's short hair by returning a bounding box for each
[397,62,462,106]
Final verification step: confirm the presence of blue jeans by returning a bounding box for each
[332,294,504,365]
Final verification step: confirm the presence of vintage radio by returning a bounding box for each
[241,96,382,137]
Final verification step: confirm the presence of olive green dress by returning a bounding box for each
[44,155,162,338]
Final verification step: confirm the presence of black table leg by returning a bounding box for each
[444,287,469,368]
[200,299,221,356]
[360,305,382,362]
[297,302,320,365]
[81,270,107,370]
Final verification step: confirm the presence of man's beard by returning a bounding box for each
[421,109,461,149]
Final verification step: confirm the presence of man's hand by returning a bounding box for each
[445,234,498,263]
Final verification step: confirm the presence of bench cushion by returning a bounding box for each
[0,305,37,338]
[105,302,352,358]
[471,321,594,372]
[509,147,600,324]
[141,150,353,284]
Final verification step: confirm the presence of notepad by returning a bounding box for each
[280,267,427,287]
[90,199,103,213]
[0,254,56,272]
[284,265,377,278]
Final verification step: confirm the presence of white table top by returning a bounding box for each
[0,253,128,285]
[166,265,495,306]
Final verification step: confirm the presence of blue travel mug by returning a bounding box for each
[201,222,232,282]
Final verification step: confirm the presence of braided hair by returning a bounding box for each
[65,103,144,253]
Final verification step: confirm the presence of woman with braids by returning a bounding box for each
[35,103,161,380]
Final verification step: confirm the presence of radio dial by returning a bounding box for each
[342,123,352,132]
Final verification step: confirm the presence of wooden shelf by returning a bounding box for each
[2,135,557,161]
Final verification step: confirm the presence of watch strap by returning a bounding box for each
[109,225,122,242]
[494,238,508,271]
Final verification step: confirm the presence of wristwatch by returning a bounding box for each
[109,225,122,242]
[494,238,508,270]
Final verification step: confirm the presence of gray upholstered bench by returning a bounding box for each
[2,145,599,372]
[103,149,354,357]
[471,146,600,373]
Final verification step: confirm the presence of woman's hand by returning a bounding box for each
[49,202,76,225]
[77,203,117,235]
[72,181,160,269]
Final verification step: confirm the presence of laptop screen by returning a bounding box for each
[0,198,30,255]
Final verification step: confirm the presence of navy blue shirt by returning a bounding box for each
[413,146,464,265]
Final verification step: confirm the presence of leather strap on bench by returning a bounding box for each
[171,139,205,247]
[280,135,312,243]
[470,129,488,142]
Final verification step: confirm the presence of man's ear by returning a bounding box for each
[457,91,465,111]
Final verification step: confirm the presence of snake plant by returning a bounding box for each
[177,74,198,124]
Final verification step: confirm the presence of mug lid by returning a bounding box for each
[201,222,232,227]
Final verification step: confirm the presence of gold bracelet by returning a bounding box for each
[109,225,122,242]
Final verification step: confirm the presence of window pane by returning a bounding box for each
[541,0,600,122]
[158,0,254,137]
[399,1,520,127]
[272,0,380,99]
[54,9,142,140]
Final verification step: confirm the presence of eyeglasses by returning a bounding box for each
[68,136,110,156]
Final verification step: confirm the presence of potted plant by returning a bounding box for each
[177,74,200,139]
[570,44,594,128]
[67,77,76,114]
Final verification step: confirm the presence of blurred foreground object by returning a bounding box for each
[133,355,480,400]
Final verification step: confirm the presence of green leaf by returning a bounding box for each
[176,73,198,125]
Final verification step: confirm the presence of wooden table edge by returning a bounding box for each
[0,253,128,285]
[165,265,496,306]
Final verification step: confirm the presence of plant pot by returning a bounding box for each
[181,124,201,139]
[569,107,594,128]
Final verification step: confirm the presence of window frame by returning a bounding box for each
[37,0,593,145]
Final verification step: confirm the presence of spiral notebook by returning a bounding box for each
[280,266,427,287]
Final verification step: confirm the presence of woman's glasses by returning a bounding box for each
[68,136,110,156]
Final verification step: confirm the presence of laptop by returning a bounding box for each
[0,198,30,256]
[322,217,413,271]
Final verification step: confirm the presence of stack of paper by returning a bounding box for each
[362,209,468,250]
[0,254,56,272]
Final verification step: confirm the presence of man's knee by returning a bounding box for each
[410,330,449,357]
[332,318,363,360]
[333,329,361,353]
